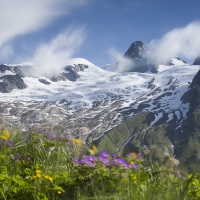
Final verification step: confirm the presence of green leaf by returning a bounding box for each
[12,176,27,187]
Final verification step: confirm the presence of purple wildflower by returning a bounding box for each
[81,156,93,164]
[72,157,84,165]
[27,157,31,161]
[87,155,96,163]
[131,163,139,169]
[14,153,21,161]
[89,162,95,168]
[99,156,110,165]
[136,152,143,158]
[78,155,97,168]
[99,151,110,158]
[72,157,79,162]
[81,155,88,161]
[46,130,53,141]
[0,140,4,146]
[81,159,90,165]
[6,139,13,148]
[120,160,130,168]
[112,158,122,165]
[112,154,119,158]
[112,158,130,168]
[72,157,79,164]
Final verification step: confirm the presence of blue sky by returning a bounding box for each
[1,0,200,67]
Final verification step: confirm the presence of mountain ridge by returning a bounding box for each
[0,43,200,172]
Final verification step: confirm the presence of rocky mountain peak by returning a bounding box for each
[193,56,200,65]
[116,41,154,73]
[124,41,149,60]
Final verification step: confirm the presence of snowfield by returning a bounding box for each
[0,57,199,132]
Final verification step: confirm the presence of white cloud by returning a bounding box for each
[0,0,88,58]
[150,21,200,64]
[30,26,86,77]
[0,43,13,60]
[108,22,200,72]
[108,48,133,72]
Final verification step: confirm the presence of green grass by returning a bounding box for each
[0,128,200,200]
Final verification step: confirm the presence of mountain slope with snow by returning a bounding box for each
[0,50,200,172]
[0,58,199,134]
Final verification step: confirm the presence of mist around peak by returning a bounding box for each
[107,22,200,73]
[149,21,200,65]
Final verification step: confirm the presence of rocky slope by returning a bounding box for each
[0,43,200,172]
[193,56,200,65]
[92,64,200,172]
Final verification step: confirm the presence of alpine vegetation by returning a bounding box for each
[1,129,200,200]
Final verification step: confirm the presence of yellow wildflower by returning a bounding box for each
[130,152,137,158]
[34,170,42,178]
[36,173,42,178]
[44,175,53,182]
[58,191,62,195]
[88,145,98,155]
[35,170,42,174]
[0,136,7,140]
[4,131,10,139]
[44,175,49,179]
[89,149,95,155]
[48,177,53,182]
[130,161,135,165]
[71,139,83,145]
[92,145,98,152]
[0,130,10,140]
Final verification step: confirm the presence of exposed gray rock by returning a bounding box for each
[0,64,34,77]
[193,56,200,65]
[51,71,80,82]
[0,64,13,73]
[50,63,88,82]
[124,41,149,60]
[50,64,89,82]
[0,74,27,93]
[116,41,156,73]
[189,70,200,88]
[64,64,88,72]
[39,79,51,85]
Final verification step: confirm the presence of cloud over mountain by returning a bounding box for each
[0,0,88,59]
[150,21,200,64]
[30,26,86,77]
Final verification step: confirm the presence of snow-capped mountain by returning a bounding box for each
[0,42,200,172]
[121,41,151,72]
[103,41,154,73]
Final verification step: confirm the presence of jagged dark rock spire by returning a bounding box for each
[117,41,156,73]
[124,41,149,60]
[193,56,200,65]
